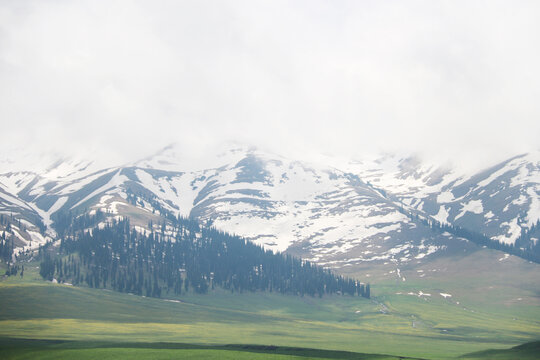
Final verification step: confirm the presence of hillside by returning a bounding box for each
[0,264,538,359]
[39,214,368,298]
[346,152,540,248]
[0,144,539,310]
[4,144,539,269]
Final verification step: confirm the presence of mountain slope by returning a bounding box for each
[346,151,540,248]
[1,144,538,271]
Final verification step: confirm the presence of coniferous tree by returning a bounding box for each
[39,213,371,299]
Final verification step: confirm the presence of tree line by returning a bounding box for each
[401,209,540,263]
[515,219,540,260]
[40,212,370,299]
[0,231,14,264]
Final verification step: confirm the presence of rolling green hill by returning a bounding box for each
[1,262,538,359]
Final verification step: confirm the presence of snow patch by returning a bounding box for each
[493,218,522,245]
[437,191,455,203]
[526,187,540,227]
[455,200,483,220]
[164,299,183,303]
[71,170,127,209]
[433,205,449,224]
[498,253,510,261]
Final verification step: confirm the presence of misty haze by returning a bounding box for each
[0,1,539,359]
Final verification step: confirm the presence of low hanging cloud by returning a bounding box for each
[1,0,539,169]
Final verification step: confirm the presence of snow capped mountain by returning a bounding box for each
[1,143,538,269]
[0,179,50,254]
[436,152,540,246]
[132,145,461,266]
[344,151,540,248]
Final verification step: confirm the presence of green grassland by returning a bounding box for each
[459,340,540,359]
[0,339,418,360]
[1,253,539,359]
[2,339,538,360]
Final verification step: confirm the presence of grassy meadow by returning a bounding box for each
[0,257,539,359]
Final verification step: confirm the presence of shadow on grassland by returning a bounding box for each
[459,340,540,359]
[0,337,427,359]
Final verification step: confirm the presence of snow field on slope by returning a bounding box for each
[5,144,538,266]
[135,169,195,217]
[526,186,540,227]
[455,199,484,220]
[0,172,37,196]
[344,154,466,199]
[56,169,114,196]
[493,218,523,245]
[71,171,128,209]
[134,143,250,173]
[201,157,412,257]
[0,189,33,210]
[433,205,449,224]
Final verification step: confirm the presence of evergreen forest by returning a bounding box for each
[39,212,370,299]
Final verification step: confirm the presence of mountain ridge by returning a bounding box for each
[0,143,538,270]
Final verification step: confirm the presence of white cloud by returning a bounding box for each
[1,0,539,169]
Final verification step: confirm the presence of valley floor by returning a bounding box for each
[0,261,539,359]
[0,339,423,360]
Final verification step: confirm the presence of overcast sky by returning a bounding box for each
[1,0,539,169]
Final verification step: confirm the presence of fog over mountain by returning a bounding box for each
[1,0,539,170]
[2,4,540,358]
